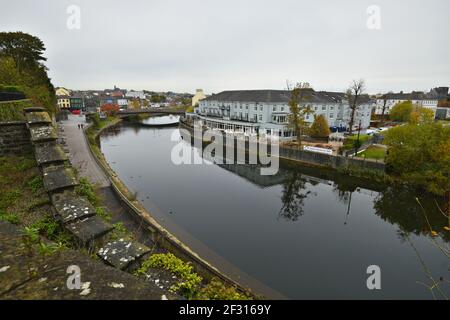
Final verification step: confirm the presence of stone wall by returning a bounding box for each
[279,146,386,171]
[0,122,32,156]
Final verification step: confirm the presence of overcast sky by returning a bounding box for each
[1,0,449,94]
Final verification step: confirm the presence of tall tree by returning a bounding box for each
[0,32,55,112]
[346,79,366,134]
[379,94,389,126]
[310,114,331,138]
[287,82,313,146]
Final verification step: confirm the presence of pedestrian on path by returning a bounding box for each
[78,124,80,129]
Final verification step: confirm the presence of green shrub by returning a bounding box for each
[0,211,20,224]
[137,253,203,299]
[27,176,43,195]
[197,277,250,300]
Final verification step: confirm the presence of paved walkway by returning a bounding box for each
[60,115,110,188]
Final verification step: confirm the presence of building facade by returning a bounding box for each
[57,96,71,109]
[374,92,439,116]
[195,90,373,139]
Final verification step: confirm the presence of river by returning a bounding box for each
[99,122,449,299]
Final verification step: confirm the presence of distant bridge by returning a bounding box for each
[117,108,185,117]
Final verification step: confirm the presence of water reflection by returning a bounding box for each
[99,124,449,299]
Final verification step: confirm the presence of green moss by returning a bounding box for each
[0,99,32,121]
[197,277,250,300]
[75,177,100,206]
[137,253,202,299]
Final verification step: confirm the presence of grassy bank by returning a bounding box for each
[0,99,32,122]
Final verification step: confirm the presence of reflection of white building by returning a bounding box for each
[195,90,373,139]
[375,92,438,116]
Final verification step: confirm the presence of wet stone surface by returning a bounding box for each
[29,125,57,143]
[34,142,68,166]
[25,112,52,125]
[97,239,151,270]
[51,190,96,224]
[43,165,78,193]
[66,216,113,245]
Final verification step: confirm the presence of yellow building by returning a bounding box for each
[192,89,206,107]
[55,87,71,96]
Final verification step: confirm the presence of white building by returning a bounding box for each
[195,90,373,139]
[375,92,438,116]
[125,90,146,99]
[116,98,129,109]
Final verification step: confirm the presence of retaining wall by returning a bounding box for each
[0,121,32,156]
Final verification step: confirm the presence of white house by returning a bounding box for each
[195,89,373,140]
[375,92,439,116]
[125,90,146,99]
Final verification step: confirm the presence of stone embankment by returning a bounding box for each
[0,108,176,299]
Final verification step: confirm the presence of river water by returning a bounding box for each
[99,123,449,300]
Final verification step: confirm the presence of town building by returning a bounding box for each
[57,96,71,109]
[374,91,439,116]
[125,90,146,99]
[192,89,206,106]
[195,89,373,139]
[69,96,85,111]
[55,87,71,96]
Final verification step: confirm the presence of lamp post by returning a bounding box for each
[354,119,362,157]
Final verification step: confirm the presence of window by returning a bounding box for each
[273,106,277,112]
[281,107,284,112]
[259,114,262,121]
[260,106,263,111]
[254,107,258,111]
[322,106,326,111]
[330,113,334,118]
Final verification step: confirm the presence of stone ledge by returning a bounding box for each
[97,239,151,270]
[51,190,96,224]
[29,125,58,143]
[43,165,78,193]
[26,112,52,125]
[34,142,68,166]
[66,216,113,245]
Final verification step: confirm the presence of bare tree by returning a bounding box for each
[346,79,366,134]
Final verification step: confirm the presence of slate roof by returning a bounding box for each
[204,89,371,104]
[381,91,437,101]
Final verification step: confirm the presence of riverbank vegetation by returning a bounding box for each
[136,253,250,300]
[384,120,450,196]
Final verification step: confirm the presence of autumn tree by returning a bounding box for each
[409,107,435,125]
[310,114,331,138]
[389,100,414,122]
[287,82,313,146]
[346,79,366,134]
[384,122,450,195]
